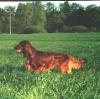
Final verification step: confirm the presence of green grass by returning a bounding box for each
[0,33,100,99]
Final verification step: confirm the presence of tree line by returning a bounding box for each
[0,1,100,34]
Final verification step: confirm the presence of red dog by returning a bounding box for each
[15,41,84,73]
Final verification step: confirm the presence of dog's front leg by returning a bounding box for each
[25,58,33,71]
[60,60,69,73]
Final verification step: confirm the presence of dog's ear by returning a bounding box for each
[25,43,30,47]
[25,43,31,51]
[25,43,36,51]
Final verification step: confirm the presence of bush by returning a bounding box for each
[89,27,96,32]
[22,25,46,34]
[62,25,88,33]
[62,25,71,32]
[71,26,88,33]
[22,26,40,34]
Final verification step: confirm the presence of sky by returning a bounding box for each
[0,1,100,9]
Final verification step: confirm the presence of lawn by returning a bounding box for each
[0,33,100,99]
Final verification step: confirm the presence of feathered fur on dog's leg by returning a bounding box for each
[67,55,85,71]
[25,58,33,71]
[35,65,46,73]
[60,60,69,73]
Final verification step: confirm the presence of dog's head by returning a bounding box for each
[15,40,31,53]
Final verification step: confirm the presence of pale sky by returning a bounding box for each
[0,1,100,9]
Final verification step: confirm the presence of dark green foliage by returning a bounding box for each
[70,26,88,33]
[22,26,40,34]
[62,25,88,33]
[0,1,100,33]
[22,25,47,34]
[89,27,97,32]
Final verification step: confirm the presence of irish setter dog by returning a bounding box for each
[15,41,84,73]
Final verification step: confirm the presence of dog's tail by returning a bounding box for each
[68,55,85,70]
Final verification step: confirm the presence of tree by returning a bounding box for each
[85,5,100,31]
[70,3,84,11]
[0,8,5,32]
[4,6,15,34]
[15,2,46,33]
[45,2,56,13]
[15,3,26,33]
[59,1,71,28]
[45,2,63,32]
[31,1,46,32]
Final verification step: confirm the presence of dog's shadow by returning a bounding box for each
[0,65,61,74]
[0,65,38,92]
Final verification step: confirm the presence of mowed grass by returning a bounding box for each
[0,33,100,99]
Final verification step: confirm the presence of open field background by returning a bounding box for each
[0,33,100,99]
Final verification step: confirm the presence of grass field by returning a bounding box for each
[0,33,100,99]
